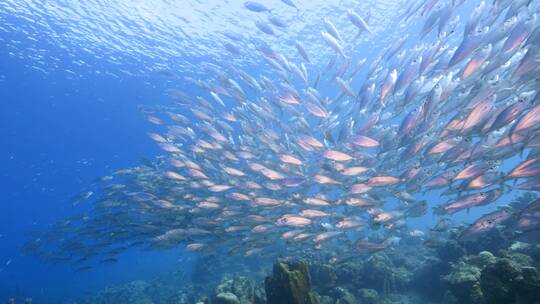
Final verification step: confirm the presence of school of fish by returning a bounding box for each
[24,0,540,271]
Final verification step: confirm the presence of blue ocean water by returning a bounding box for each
[0,58,169,301]
[0,25,196,300]
[1,0,539,303]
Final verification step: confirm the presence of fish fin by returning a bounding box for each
[501,179,512,193]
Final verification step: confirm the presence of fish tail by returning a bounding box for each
[518,134,532,157]
[500,177,511,193]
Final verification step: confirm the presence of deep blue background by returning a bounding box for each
[0,45,193,302]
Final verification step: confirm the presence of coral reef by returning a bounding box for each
[265,259,319,304]
[74,242,540,304]
[308,262,337,291]
[330,287,356,304]
[461,229,510,255]
[480,257,540,304]
[357,288,379,304]
[77,280,155,304]
[444,250,540,304]
[213,292,240,304]
[436,239,466,263]
[212,276,265,304]
[334,247,420,297]
[412,255,448,301]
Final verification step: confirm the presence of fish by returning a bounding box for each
[341,166,369,176]
[253,197,282,207]
[295,41,310,63]
[343,197,377,208]
[487,101,527,133]
[268,16,287,28]
[507,157,540,179]
[406,200,428,217]
[186,243,208,251]
[75,266,93,272]
[314,231,342,243]
[347,10,372,35]
[431,218,452,232]
[351,135,379,148]
[336,77,355,97]
[283,176,306,187]
[244,1,271,13]
[367,176,401,187]
[255,21,276,36]
[281,0,298,10]
[299,209,329,218]
[304,197,331,206]
[355,238,392,254]
[512,104,540,136]
[336,217,364,229]
[409,229,425,237]
[323,150,353,162]
[321,31,346,58]
[24,0,540,270]
[461,98,494,133]
[459,208,514,242]
[279,154,303,166]
[435,188,503,215]
[380,69,397,104]
[324,19,342,42]
[453,163,489,181]
[313,175,341,185]
[395,56,421,94]
[276,215,312,227]
[462,44,492,79]
[71,191,94,206]
[448,28,487,67]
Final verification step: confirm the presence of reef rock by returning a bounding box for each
[412,256,448,301]
[481,258,540,304]
[331,287,356,304]
[79,280,154,304]
[359,253,412,294]
[265,259,319,304]
[357,288,380,304]
[444,250,540,304]
[309,262,337,290]
[213,276,265,304]
[213,292,240,304]
[436,240,466,263]
[443,252,493,304]
[318,295,334,304]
